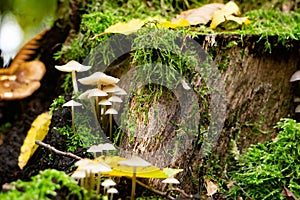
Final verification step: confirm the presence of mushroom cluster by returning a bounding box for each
[0,60,46,100]
[77,71,126,139]
[71,158,112,196]
[55,60,125,138]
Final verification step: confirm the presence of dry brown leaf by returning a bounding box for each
[173,3,224,25]
[205,178,219,196]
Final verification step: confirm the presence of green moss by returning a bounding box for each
[0,169,88,200]
[227,118,300,199]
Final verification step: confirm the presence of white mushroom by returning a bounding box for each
[162,177,180,184]
[108,95,123,103]
[78,72,119,86]
[105,108,118,139]
[55,60,91,93]
[290,70,300,82]
[99,99,112,106]
[107,187,118,200]
[118,156,152,200]
[63,100,82,133]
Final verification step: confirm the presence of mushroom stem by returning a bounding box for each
[109,114,112,140]
[96,173,101,195]
[71,106,75,133]
[89,98,99,125]
[71,71,79,93]
[110,193,114,200]
[131,166,137,200]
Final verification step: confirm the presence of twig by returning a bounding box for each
[167,188,193,199]
[136,179,193,199]
[35,140,83,160]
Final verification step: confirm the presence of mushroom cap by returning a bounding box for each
[118,156,152,167]
[295,105,300,113]
[105,108,118,115]
[290,70,300,82]
[162,177,180,184]
[103,84,122,93]
[107,188,118,194]
[113,89,127,96]
[63,100,82,107]
[87,88,108,98]
[108,95,123,103]
[99,99,112,106]
[71,169,86,179]
[78,72,119,85]
[101,179,116,187]
[0,61,46,100]
[75,159,112,173]
[100,143,117,151]
[55,60,91,72]
[87,145,101,153]
[77,89,92,99]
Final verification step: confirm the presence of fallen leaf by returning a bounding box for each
[104,19,145,35]
[163,168,183,177]
[104,17,165,35]
[159,18,190,29]
[282,187,299,200]
[205,178,219,196]
[172,3,224,25]
[210,1,249,29]
[97,156,167,178]
[18,112,52,169]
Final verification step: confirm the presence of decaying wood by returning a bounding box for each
[119,34,300,193]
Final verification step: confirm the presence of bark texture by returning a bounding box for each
[119,34,300,193]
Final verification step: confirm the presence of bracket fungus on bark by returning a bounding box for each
[0,60,46,100]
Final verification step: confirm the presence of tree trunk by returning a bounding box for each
[119,34,300,193]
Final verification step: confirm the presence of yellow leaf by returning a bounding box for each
[97,155,167,178]
[104,19,145,35]
[172,3,225,25]
[163,168,183,177]
[210,1,249,29]
[18,112,52,169]
[104,17,165,35]
[159,18,190,29]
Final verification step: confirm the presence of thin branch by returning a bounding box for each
[167,188,193,199]
[136,179,193,199]
[35,140,83,160]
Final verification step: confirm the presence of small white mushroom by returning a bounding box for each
[105,108,118,139]
[99,99,112,106]
[55,60,91,93]
[108,95,123,103]
[118,156,152,200]
[78,72,119,86]
[295,105,300,113]
[87,88,108,98]
[63,100,82,133]
[105,108,118,115]
[290,70,300,82]
[162,177,180,184]
[107,187,118,200]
